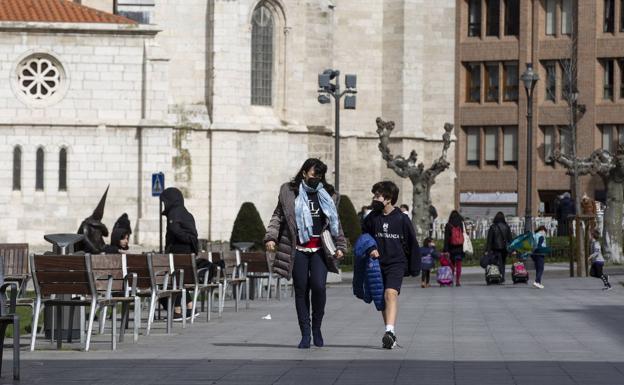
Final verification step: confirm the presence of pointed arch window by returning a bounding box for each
[36,147,44,191]
[59,148,67,191]
[251,5,274,106]
[12,146,21,191]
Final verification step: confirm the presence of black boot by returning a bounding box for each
[298,323,311,349]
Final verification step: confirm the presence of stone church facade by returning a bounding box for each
[0,0,455,246]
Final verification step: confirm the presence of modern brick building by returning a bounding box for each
[455,0,624,219]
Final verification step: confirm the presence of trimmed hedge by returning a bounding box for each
[230,202,266,251]
[338,194,361,247]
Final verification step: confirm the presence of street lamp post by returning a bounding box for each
[318,70,357,193]
[521,63,539,233]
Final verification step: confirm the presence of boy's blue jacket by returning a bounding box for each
[353,234,385,311]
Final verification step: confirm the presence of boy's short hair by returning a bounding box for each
[535,225,547,233]
[592,229,601,239]
[400,204,409,211]
[371,181,399,205]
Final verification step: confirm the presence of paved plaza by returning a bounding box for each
[4,269,624,385]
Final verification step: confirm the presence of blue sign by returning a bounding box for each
[152,173,165,197]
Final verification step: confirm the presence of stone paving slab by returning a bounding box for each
[1,271,624,384]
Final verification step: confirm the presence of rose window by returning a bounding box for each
[17,56,62,100]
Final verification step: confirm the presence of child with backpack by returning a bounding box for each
[589,230,612,290]
[443,210,465,286]
[419,237,439,288]
[531,226,548,289]
[362,181,420,349]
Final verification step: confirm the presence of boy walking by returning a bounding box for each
[362,181,420,349]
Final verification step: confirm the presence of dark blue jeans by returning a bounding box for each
[292,250,328,335]
[531,254,545,284]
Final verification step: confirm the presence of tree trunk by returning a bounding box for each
[604,178,624,263]
[411,183,430,240]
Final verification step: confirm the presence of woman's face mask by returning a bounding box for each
[303,170,322,189]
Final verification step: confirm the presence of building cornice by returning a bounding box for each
[0,21,161,36]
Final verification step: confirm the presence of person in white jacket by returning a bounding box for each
[589,230,612,290]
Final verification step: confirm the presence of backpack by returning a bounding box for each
[450,225,464,246]
[437,266,453,286]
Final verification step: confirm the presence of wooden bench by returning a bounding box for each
[209,251,247,312]
[0,243,30,298]
[0,272,20,380]
[29,254,125,351]
[170,253,222,322]
[123,253,180,334]
[197,252,224,320]
[240,251,273,301]
[90,254,140,344]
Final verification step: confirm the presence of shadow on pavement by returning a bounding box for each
[4,359,624,385]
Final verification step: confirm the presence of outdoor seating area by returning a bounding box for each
[0,243,287,381]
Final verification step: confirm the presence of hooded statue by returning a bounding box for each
[104,213,132,254]
[160,187,199,254]
[77,186,110,254]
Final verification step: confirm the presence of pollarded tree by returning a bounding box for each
[554,146,624,263]
[376,118,454,239]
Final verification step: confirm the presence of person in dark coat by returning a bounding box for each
[485,212,513,283]
[161,187,199,254]
[264,158,346,349]
[556,192,575,236]
[104,213,132,254]
[77,186,110,254]
[160,187,199,320]
[443,210,465,286]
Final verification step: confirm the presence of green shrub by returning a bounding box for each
[338,195,361,247]
[230,202,267,251]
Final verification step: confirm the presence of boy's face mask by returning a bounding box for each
[371,195,389,212]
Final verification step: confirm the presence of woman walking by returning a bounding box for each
[485,212,513,283]
[443,210,465,286]
[264,158,346,348]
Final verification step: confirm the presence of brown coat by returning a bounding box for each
[264,182,347,279]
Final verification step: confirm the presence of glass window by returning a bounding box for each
[544,61,556,101]
[12,146,21,191]
[115,0,155,24]
[560,127,573,156]
[485,62,499,102]
[619,125,624,146]
[486,0,500,36]
[602,125,615,153]
[561,59,573,102]
[545,0,556,35]
[466,62,481,102]
[59,148,67,192]
[466,127,481,166]
[469,0,482,37]
[543,126,555,163]
[485,127,499,165]
[620,59,624,99]
[504,0,519,36]
[36,147,44,191]
[561,0,572,35]
[621,0,624,31]
[503,61,518,101]
[603,59,614,100]
[605,0,615,33]
[503,126,518,164]
[251,5,274,106]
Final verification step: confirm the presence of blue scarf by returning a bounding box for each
[295,181,340,244]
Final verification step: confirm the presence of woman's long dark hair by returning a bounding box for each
[289,158,335,196]
[447,210,463,227]
[493,211,506,224]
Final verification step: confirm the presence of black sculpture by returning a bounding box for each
[77,186,110,254]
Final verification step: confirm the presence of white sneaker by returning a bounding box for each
[532,281,544,289]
